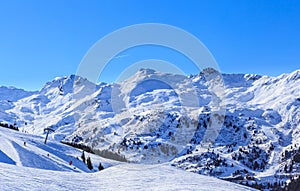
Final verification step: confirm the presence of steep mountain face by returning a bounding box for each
[1,68,300,189]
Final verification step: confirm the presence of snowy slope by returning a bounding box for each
[0,163,252,191]
[0,127,117,172]
[0,127,255,191]
[0,86,36,124]
[0,162,256,191]
[1,68,300,190]
[0,86,36,102]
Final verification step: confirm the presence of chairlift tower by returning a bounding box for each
[44,127,55,144]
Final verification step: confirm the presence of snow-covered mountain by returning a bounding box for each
[1,68,300,190]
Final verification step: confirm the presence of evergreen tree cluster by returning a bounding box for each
[279,145,300,174]
[231,144,269,171]
[172,151,231,176]
[238,175,300,190]
[282,176,300,191]
[61,141,95,154]
[81,151,104,171]
[0,122,18,131]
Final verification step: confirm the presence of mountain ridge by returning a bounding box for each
[0,68,300,190]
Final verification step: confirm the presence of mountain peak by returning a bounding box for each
[40,75,97,97]
[137,68,156,75]
[287,69,300,81]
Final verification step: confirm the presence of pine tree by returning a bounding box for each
[87,156,93,170]
[289,162,293,172]
[81,151,86,163]
[98,162,104,171]
[284,164,287,172]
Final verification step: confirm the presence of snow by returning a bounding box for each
[0,127,118,172]
[0,86,36,102]
[0,162,256,191]
[1,68,300,190]
[0,127,255,191]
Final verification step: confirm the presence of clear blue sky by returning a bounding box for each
[0,0,299,90]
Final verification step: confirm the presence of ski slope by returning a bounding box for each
[0,127,117,172]
[0,162,257,191]
[0,127,256,191]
